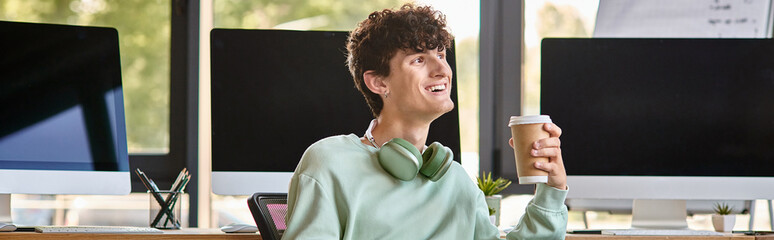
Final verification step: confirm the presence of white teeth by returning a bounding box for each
[426,84,446,92]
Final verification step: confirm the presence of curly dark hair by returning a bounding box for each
[346,3,453,118]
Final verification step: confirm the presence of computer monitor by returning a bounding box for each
[210,29,461,195]
[541,38,774,229]
[0,21,130,225]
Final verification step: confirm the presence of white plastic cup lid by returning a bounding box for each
[518,176,548,184]
[508,115,552,126]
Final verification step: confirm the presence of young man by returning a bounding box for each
[283,4,568,239]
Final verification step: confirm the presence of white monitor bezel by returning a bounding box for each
[567,176,774,200]
[0,169,130,195]
[211,171,292,195]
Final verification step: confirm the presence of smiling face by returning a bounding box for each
[380,48,454,122]
[347,4,453,118]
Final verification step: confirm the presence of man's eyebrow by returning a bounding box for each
[401,51,423,59]
[404,49,437,56]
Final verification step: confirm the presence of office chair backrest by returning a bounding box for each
[247,193,288,240]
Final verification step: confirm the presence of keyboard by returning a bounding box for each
[35,226,164,234]
[602,229,725,236]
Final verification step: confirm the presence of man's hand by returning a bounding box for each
[509,123,567,190]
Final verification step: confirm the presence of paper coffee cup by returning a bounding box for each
[509,115,552,184]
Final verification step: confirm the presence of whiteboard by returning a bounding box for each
[594,0,774,38]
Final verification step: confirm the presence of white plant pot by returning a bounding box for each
[485,195,502,226]
[712,214,736,232]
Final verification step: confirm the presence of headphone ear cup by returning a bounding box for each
[420,142,454,181]
[378,138,423,181]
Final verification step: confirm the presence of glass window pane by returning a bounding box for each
[416,0,480,178]
[214,0,408,31]
[523,0,598,115]
[0,0,171,153]
[0,0,171,226]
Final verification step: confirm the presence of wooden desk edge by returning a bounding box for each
[0,228,262,240]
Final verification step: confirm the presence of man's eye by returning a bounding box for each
[437,54,445,59]
[412,57,424,64]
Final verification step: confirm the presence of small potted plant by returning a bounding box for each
[476,172,512,226]
[712,202,736,232]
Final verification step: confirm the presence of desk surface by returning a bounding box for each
[1,229,763,240]
[0,228,261,240]
[566,233,755,239]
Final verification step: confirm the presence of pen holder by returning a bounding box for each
[149,190,183,229]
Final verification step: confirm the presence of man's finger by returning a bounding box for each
[534,137,561,149]
[531,148,560,158]
[544,123,562,137]
[534,161,554,173]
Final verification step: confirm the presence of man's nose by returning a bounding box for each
[428,56,451,79]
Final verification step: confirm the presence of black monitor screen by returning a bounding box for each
[211,29,460,172]
[541,38,774,177]
[0,21,128,171]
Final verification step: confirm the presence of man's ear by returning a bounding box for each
[363,70,388,96]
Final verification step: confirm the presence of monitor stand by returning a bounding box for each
[631,199,689,229]
[0,194,15,231]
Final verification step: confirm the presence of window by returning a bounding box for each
[521,0,771,231]
[424,0,481,178]
[2,0,484,228]
[207,0,480,227]
[520,0,601,231]
[522,0,597,115]
[0,0,172,153]
[0,0,187,227]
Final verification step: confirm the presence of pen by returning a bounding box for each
[152,168,190,228]
[136,168,161,192]
[164,168,187,212]
[136,169,167,209]
[169,168,187,192]
[165,174,190,228]
[148,178,160,192]
[163,170,188,209]
[135,169,154,191]
[733,230,774,235]
[138,168,177,227]
[569,229,602,234]
[160,172,190,228]
[150,191,176,227]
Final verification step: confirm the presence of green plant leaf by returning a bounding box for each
[476,171,512,196]
[713,202,734,215]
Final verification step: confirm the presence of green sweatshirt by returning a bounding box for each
[283,134,568,240]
